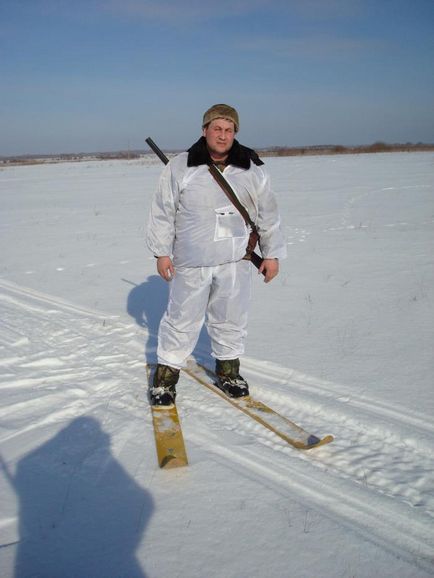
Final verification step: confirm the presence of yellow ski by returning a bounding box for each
[184,361,333,450]
[147,365,188,469]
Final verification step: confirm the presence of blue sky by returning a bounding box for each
[1,0,433,155]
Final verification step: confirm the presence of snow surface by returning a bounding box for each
[0,152,433,577]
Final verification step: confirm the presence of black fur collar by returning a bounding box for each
[187,136,264,169]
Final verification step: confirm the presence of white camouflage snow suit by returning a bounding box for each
[146,137,287,369]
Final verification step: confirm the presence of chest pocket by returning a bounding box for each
[214,205,246,240]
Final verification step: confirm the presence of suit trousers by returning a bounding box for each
[157,260,252,369]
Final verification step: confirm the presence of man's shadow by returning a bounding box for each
[11,417,153,578]
[125,275,211,365]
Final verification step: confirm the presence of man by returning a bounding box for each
[147,104,286,405]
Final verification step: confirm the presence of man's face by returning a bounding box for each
[203,118,236,159]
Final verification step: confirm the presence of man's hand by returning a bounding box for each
[156,256,175,281]
[258,258,279,283]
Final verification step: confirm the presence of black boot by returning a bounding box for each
[150,364,180,406]
[215,358,249,398]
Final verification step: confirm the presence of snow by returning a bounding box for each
[1,152,433,577]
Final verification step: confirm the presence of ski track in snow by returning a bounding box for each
[1,279,434,572]
[0,279,147,454]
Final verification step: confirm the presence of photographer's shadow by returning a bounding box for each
[125,275,211,365]
[13,417,153,578]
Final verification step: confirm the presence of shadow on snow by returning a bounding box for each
[124,274,211,366]
[12,416,153,578]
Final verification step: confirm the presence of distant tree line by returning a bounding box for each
[1,142,433,166]
[257,142,434,157]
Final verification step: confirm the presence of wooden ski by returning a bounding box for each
[147,364,188,469]
[183,360,333,450]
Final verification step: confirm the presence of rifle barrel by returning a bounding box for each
[146,137,169,165]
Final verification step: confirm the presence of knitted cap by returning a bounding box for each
[202,104,239,132]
